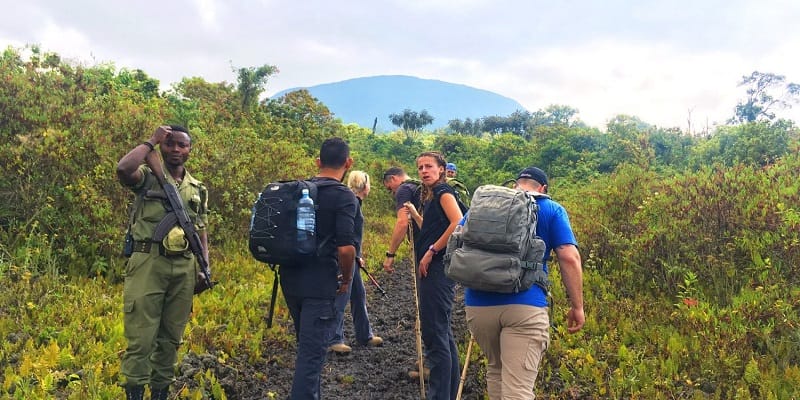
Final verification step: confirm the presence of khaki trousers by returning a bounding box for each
[466,305,550,400]
[121,247,195,388]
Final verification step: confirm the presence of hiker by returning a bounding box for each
[381,166,420,273]
[445,162,470,208]
[329,170,384,354]
[405,151,464,400]
[116,125,210,400]
[465,166,585,399]
[279,137,358,399]
[445,162,457,178]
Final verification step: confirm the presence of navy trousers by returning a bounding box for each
[332,264,375,345]
[283,295,337,400]
[418,260,460,400]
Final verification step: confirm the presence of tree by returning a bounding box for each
[529,104,582,128]
[172,77,239,128]
[447,117,485,136]
[235,64,278,111]
[265,89,339,154]
[482,115,509,135]
[389,109,434,132]
[690,120,797,168]
[731,71,800,124]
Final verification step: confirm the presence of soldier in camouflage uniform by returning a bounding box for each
[116,125,209,400]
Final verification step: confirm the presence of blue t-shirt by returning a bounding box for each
[464,195,577,307]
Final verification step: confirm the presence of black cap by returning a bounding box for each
[517,167,548,186]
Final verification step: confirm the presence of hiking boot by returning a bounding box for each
[366,336,383,346]
[150,385,170,400]
[328,343,352,354]
[408,367,431,381]
[408,359,431,380]
[125,385,144,400]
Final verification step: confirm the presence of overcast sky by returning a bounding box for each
[2,0,799,130]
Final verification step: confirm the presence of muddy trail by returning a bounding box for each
[178,259,485,399]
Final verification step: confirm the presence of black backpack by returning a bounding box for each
[249,179,342,265]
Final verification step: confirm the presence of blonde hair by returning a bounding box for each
[347,170,370,196]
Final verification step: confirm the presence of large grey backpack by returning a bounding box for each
[444,185,550,293]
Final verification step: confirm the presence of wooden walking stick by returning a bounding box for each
[408,225,426,399]
[456,334,475,400]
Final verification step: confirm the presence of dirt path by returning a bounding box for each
[179,259,484,399]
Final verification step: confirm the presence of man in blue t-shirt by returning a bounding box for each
[465,166,585,399]
[381,167,420,272]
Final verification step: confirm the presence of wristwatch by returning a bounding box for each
[428,245,438,255]
[385,251,396,258]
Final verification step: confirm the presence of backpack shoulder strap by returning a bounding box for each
[524,191,539,237]
[529,190,550,200]
[303,178,344,200]
[313,179,344,188]
[309,178,345,190]
[306,178,345,253]
[432,183,468,213]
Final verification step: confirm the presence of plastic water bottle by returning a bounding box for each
[296,188,316,254]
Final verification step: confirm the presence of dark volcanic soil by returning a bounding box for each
[177,259,485,399]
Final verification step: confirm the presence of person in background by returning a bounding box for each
[465,166,585,399]
[405,151,463,400]
[116,125,209,400]
[444,162,470,208]
[279,137,358,399]
[329,170,384,353]
[381,167,420,273]
[445,162,457,178]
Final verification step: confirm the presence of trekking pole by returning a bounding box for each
[455,334,475,400]
[361,266,386,296]
[267,264,279,328]
[408,225,426,399]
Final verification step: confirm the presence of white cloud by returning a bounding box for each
[37,20,95,63]
[390,0,491,12]
[447,39,753,129]
[193,0,221,31]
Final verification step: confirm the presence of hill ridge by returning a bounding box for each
[272,75,526,131]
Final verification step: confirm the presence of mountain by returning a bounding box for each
[271,75,526,131]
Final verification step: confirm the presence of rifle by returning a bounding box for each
[361,266,386,296]
[145,149,215,294]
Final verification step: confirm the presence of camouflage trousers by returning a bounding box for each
[121,246,195,388]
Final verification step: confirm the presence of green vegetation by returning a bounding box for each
[1,44,800,398]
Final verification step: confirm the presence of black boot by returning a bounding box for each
[150,385,170,400]
[125,385,144,400]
